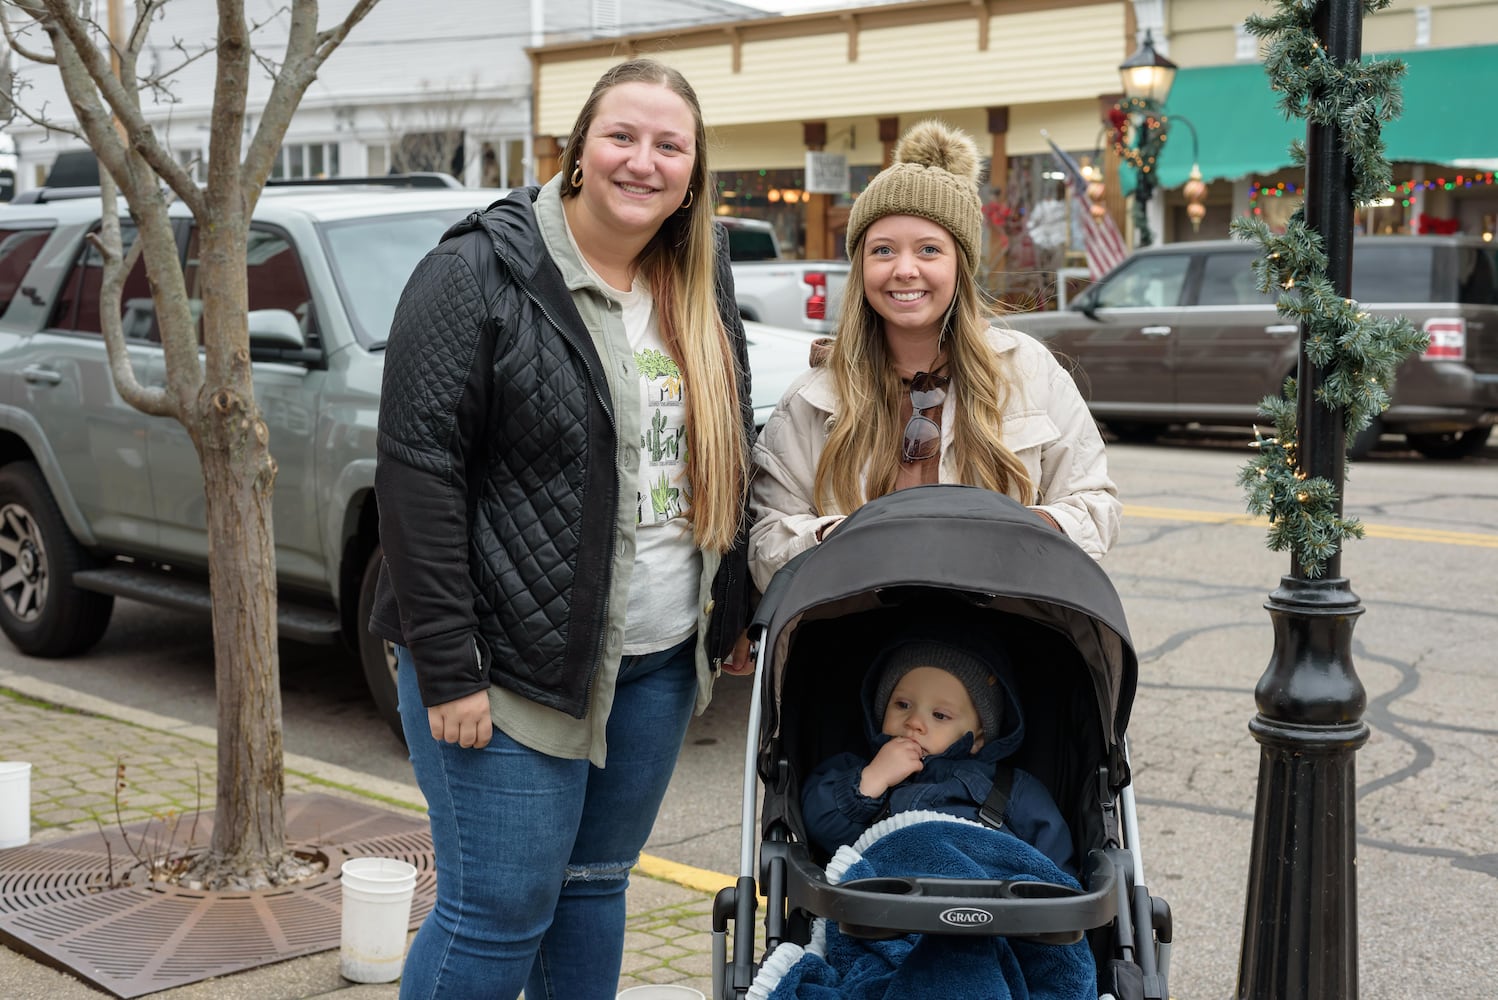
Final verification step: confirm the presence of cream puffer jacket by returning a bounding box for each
[749,325,1121,593]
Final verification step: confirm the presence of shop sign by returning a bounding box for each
[805,152,849,194]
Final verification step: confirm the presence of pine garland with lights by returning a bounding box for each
[1228,0,1427,577]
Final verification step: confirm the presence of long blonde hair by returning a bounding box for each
[813,236,1034,514]
[559,59,747,553]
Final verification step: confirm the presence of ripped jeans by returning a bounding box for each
[394,636,698,1000]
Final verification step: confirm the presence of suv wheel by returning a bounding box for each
[0,462,114,656]
[355,546,404,742]
[1405,426,1492,460]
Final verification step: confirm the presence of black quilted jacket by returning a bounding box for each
[368,186,754,717]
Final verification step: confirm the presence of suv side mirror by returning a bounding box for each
[248,308,303,347]
[1073,286,1099,319]
[248,308,321,365]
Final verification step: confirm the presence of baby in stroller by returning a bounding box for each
[748,618,1097,1000]
[800,621,1075,877]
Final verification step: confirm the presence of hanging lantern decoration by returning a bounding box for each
[1183,164,1208,231]
[1086,179,1108,219]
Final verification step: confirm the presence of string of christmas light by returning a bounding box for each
[1229,0,1428,578]
[1248,171,1496,213]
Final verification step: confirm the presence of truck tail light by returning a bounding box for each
[1422,317,1466,362]
[804,271,827,321]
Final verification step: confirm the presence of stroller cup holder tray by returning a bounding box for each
[779,843,1119,941]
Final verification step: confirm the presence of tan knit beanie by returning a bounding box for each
[845,120,983,274]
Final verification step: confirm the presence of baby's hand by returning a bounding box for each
[858,737,925,798]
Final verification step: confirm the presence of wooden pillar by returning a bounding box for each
[878,116,900,169]
[535,135,562,185]
[1097,93,1128,242]
[803,120,829,260]
[985,106,1009,192]
[984,106,1011,292]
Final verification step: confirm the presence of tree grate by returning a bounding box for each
[0,793,434,998]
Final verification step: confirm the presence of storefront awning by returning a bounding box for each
[1148,43,1498,190]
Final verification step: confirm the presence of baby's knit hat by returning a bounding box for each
[845,120,984,274]
[872,632,1004,741]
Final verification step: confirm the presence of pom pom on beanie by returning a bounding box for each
[845,120,984,274]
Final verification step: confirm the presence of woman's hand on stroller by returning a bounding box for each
[720,630,755,675]
[859,737,925,797]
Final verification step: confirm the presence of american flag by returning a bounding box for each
[1043,134,1129,280]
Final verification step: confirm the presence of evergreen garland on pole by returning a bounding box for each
[1229,0,1428,578]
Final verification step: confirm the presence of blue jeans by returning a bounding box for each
[395,637,698,1000]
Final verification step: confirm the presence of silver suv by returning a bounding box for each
[1010,236,1498,459]
[0,182,816,737]
[0,181,501,735]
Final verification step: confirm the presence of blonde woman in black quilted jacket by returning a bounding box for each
[371,58,753,1000]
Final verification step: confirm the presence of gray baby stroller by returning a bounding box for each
[711,484,1170,999]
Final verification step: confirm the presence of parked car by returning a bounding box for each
[720,215,851,336]
[1008,236,1498,459]
[0,182,818,738]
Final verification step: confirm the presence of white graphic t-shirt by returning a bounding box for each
[608,279,700,654]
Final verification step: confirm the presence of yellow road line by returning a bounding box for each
[637,852,767,905]
[637,852,737,896]
[1126,505,1498,548]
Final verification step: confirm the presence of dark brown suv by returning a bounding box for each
[1011,236,1498,459]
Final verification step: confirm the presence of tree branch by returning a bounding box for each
[36,0,206,213]
[91,171,173,418]
[243,0,381,193]
[0,3,56,65]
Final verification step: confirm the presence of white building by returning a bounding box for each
[1,0,766,196]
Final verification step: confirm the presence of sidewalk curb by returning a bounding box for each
[0,667,737,893]
[0,667,426,809]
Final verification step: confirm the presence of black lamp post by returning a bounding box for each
[1237,2,1367,998]
[1116,31,1177,247]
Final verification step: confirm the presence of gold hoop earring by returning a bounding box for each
[681,189,693,210]
[570,165,583,189]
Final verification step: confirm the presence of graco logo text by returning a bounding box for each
[938,907,993,927]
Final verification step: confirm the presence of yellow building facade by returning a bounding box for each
[530,0,1498,271]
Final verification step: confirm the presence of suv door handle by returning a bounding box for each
[1265,324,1298,336]
[22,365,63,386]
[1140,326,1172,336]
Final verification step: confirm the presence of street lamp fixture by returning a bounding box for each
[1119,29,1177,105]
[1111,30,1206,246]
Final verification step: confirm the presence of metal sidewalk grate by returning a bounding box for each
[0,793,434,998]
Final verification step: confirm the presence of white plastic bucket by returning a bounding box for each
[339,856,418,983]
[0,761,31,849]
[616,986,707,1000]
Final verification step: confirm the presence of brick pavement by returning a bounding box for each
[0,683,742,999]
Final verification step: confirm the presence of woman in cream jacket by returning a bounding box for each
[748,120,1119,593]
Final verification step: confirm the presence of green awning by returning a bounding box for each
[1144,43,1498,190]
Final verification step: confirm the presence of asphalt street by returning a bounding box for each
[2,430,1496,998]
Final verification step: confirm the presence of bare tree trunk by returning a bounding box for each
[200,414,289,881]
[185,199,297,886]
[6,0,383,889]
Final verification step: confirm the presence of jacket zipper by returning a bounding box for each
[491,241,617,709]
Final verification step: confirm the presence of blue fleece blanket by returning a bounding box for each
[747,811,1097,1000]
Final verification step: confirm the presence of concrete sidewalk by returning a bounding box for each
[0,671,729,999]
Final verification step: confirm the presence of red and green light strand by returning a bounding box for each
[1248,171,1496,213]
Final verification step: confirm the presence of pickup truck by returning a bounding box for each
[0,183,821,739]
[722,216,850,336]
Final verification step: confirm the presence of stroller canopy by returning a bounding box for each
[753,484,1137,747]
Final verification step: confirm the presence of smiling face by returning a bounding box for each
[880,666,984,755]
[570,80,697,244]
[860,215,959,342]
